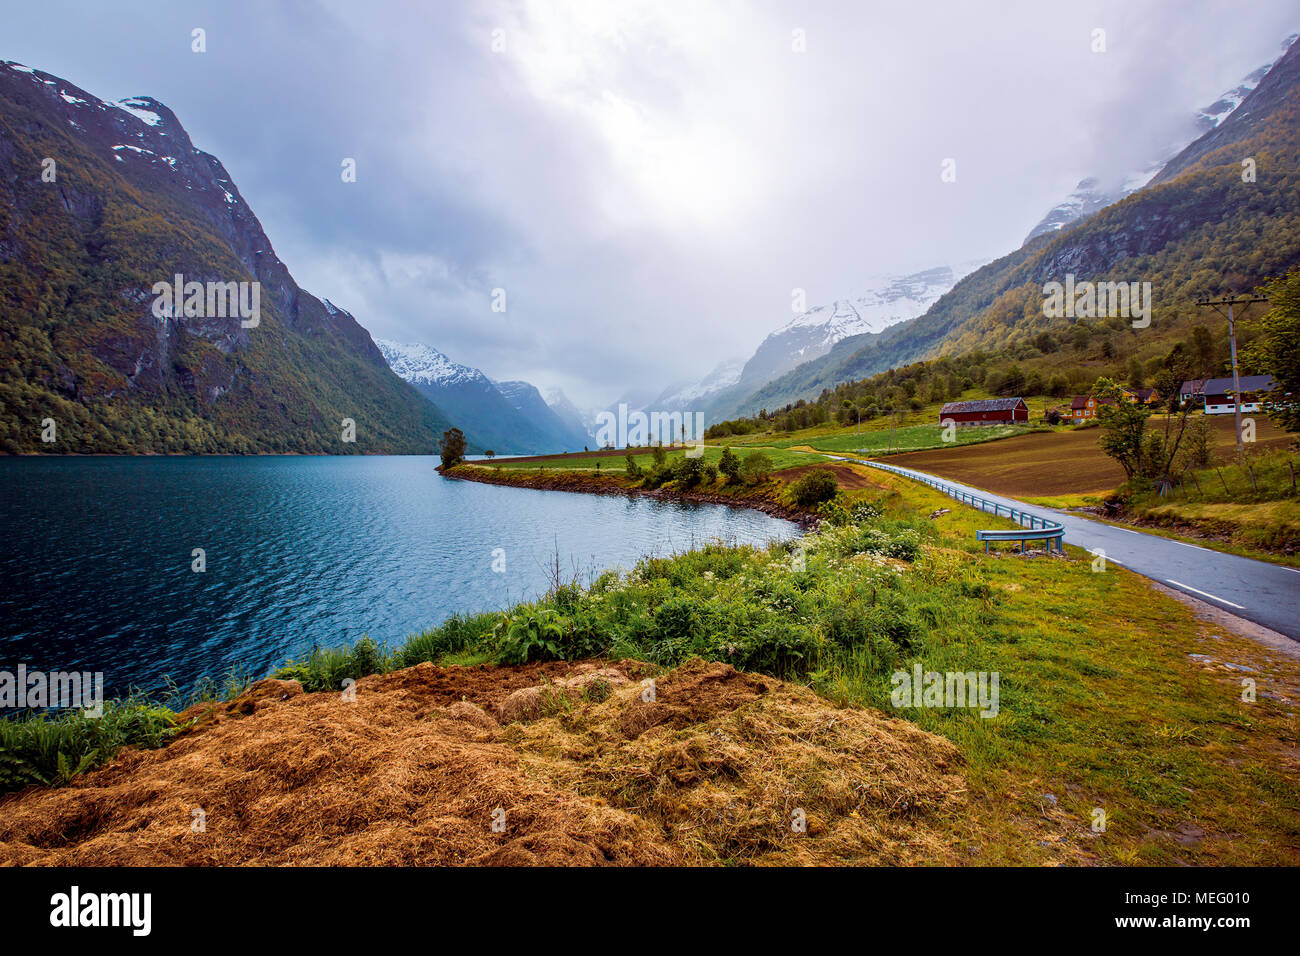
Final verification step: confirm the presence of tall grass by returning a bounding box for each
[1165,448,1298,504]
[0,700,178,793]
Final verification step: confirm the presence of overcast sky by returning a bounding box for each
[4,1,1296,406]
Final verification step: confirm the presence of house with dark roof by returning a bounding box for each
[1179,379,1208,404]
[1068,395,1098,424]
[939,398,1028,427]
[1201,375,1274,415]
[1067,387,1158,423]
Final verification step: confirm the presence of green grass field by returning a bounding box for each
[489,444,815,473]
[760,422,1051,455]
[707,387,1061,457]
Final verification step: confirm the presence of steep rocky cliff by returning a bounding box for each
[0,61,457,454]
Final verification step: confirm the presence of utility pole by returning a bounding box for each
[1195,294,1268,455]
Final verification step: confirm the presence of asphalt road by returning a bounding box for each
[836,456,1300,641]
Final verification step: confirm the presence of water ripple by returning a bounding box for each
[0,456,797,696]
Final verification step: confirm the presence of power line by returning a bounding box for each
[1194,294,1268,454]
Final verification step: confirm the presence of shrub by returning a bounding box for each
[653,596,704,646]
[675,455,706,487]
[495,608,567,664]
[818,498,852,526]
[719,446,741,482]
[739,451,773,484]
[563,608,616,659]
[641,463,673,489]
[734,620,818,676]
[790,469,839,507]
[350,636,383,676]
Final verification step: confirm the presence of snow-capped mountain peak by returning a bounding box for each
[740,264,979,385]
[776,267,970,348]
[1024,34,1296,244]
[374,339,486,388]
[635,263,982,423]
[650,359,745,410]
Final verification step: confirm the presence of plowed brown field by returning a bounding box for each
[880,417,1291,498]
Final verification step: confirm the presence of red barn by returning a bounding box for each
[939,397,1029,427]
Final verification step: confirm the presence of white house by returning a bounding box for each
[1201,374,1274,415]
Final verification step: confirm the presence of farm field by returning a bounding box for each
[488,444,813,473]
[768,422,1048,455]
[719,388,1005,449]
[878,416,1292,499]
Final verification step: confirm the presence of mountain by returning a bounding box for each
[627,265,977,425]
[733,33,1300,411]
[705,264,982,419]
[741,266,977,388]
[376,339,568,455]
[647,358,743,414]
[1024,35,1296,244]
[1024,176,1136,244]
[0,61,456,454]
[494,380,592,452]
[541,387,595,444]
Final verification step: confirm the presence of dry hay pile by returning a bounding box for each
[506,659,967,864]
[0,659,966,866]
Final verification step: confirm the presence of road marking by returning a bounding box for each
[1169,539,1214,553]
[1166,579,1245,610]
[1117,528,1142,535]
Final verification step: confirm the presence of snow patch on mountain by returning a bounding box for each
[114,97,163,127]
[741,262,983,381]
[651,359,745,410]
[3,64,167,129]
[777,267,974,349]
[374,339,486,388]
[1025,36,1294,244]
[633,263,982,423]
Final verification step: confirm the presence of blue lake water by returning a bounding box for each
[0,456,796,698]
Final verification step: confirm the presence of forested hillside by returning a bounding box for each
[729,37,1300,419]
[0,62,458,454]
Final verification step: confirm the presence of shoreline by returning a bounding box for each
[443,463,820,529]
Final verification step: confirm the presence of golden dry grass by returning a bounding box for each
[0,660,974,866]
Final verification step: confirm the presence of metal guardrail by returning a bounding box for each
[830,456,1066,554]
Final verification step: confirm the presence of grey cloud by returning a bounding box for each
[3,0,1295,406]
